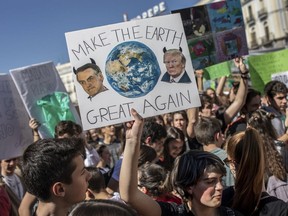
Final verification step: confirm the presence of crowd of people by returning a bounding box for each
[1,56,288,216]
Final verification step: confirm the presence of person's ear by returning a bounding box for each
[145,136,152,145]
[98,73,104,81]
[139,186,148,194]
[86,189,95,199]
[186,186,194,196]
[214,132,220,142]
[265,96,272,105]
[52,182,65,197]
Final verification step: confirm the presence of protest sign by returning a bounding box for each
[248,49,288,93]
[10,62,81,138]
[0,74,32,160]
[65,13,201,130]
[172,0,248,70]
[203,61,231,80]
[271,71,288,87]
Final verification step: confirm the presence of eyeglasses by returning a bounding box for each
[223,158,235,167]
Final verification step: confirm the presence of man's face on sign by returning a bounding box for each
[76,68,104,97]
[163,53,185,78]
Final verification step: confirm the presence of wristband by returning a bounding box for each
[240,70,249,75]
[241,75,249,79]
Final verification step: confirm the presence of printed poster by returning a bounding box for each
[0,74,32,160]
[10,62,81,138]
[65,13,201,130]
[172,0,248,70]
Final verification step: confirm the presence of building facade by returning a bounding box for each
[56,62,77,104]
[241,0,288,53]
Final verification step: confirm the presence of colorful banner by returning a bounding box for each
[248,49,288,93]
[65,13,201,130]
[10,62,81,138]
[172,0,248,70]
[0,75,32,160]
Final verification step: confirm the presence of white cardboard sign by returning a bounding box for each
[65,14,201,130]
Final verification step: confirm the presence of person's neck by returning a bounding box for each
[36,201,69,216]
[269,105,282,114]
[103,135,114,144]
[1,170,10,177]
[188,200,220,216]
[203,143,218,152]
[94,190,111,199]
[96,159,107,168]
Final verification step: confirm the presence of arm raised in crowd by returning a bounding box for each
[223,57,248,125]
[195,69,204,93]
[119,109,161,216]
[216,76,227,105]
[29,118,41,142]
[186,107,199,139]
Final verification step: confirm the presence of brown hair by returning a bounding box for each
[226,128,265,215]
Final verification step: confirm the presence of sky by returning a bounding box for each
[0,0,207,73]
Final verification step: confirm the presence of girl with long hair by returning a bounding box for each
[223,128,288,215]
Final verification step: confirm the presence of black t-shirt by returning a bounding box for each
[158,201,243,216]
[222,187,288,216]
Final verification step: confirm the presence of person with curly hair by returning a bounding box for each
[223,127,288,215]
[247,109,288,201]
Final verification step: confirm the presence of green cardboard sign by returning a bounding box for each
[203,61,231,80]
[248,49,288,93]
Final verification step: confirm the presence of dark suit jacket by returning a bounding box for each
[161,71,191,83]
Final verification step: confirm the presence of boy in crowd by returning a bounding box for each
[21,138,91,216]
[195,116,234,187]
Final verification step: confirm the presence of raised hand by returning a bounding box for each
[125,108,144,144]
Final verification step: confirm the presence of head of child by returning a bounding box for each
[85,167,106,200]
[195,117,224,148]
[21,138,91,207]
[171,150,226,208]
[69,199,137,216]
[137,162,168,197]
[54,120,83,138]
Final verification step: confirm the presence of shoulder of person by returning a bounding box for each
[157,202,194,216]
[2,184,21,215]
[219,206,244,216]
[256,192,288,215]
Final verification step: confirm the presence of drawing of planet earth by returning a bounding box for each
[105,41,161,98]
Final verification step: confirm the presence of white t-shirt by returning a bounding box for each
[84,147,100,167]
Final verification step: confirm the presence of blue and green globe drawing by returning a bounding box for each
[105,41,161,98]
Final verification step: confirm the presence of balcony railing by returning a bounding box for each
[246,15,255,26]
[258,7,268,20]
[250,40,260,49]
[242,0,252,5]
[261,33,274,46]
